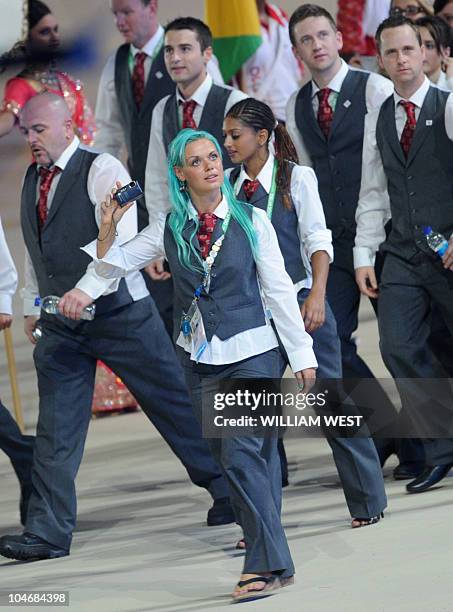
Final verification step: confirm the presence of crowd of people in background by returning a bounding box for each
[1,0,453,603]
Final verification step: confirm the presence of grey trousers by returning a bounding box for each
[379,253,453,466]
[180,347,294,578]
[277,290,387,518]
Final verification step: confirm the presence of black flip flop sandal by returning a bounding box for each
[232,575,281,603]
[351,512,384,528]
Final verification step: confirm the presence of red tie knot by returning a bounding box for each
[134,52,147,67]
[399,100,417,123]
[243,179,260,201]
[39,165,60,183]
[317,87,332,104]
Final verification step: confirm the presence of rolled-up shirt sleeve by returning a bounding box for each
[292,165,333,263]
[82,215,166,279]
[252,208,317,372]
[354,109,391,269]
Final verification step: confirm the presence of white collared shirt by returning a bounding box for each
[144,74,247,220]
[286,60,395,166]
[82,196,317,372]
[22,137,148,315]
[226,152,333,292]
[0,216,17,315]
[94,27,224,160]
[354,78,453,268]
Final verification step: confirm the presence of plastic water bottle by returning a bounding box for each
[39,295,96,321]
[423,226,449,258]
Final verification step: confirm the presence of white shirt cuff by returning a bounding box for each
[81,240,129,279]
[0,293,13,315]
[286,349,318,374]
[353,246,376,269]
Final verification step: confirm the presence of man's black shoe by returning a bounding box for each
[406,464,453,494]
[0,533,69,561]
[207,497,235,526]
[393,462,424,481]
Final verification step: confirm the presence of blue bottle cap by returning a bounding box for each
[422,226,432,236]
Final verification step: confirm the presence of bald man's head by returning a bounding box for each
[20,92,74,166]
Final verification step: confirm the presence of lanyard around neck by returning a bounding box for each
[128,34,164,72]
[234,158,278,220]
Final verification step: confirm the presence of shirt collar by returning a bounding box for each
[38,136,79,172]
[188,194,228,220]
[176,73,213,108]
[311,59,349,98]
[237,152,275,194]
[393,76,431,108]
[130,25,164,58]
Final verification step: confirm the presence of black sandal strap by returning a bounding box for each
[237,576,273,588]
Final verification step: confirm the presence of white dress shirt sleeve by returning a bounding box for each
[365,72,394,112]
[82,216,166,279]
[94,53,126,159]
[445,92,453,140]
[75,154,138,300]
[252,207,317,372]
[291,165,333,263]
[144,96,170,219]
[0,218,17,315]
[286,91,313,167]
[224,87,249,112]
[353,109,391,269]
[22,247,40,316]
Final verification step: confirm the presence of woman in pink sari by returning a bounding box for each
[0,0,95,145]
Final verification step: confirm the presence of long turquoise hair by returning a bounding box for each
[167,128,257,272]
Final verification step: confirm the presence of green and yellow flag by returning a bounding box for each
[205,0,262,83]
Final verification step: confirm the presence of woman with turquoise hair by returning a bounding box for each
[83,128,317,602]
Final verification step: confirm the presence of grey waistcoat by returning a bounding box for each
[229,165,307,284]
[164,206,266,342]
[114,43,174,230]
[376,86,453,262]
[162,84,235,169]
[21,148,133,328]
[295,70,370,243]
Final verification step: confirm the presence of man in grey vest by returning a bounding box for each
[355,15,453,494]
[142,17,246,328]
[0,92,233,562]
[95,2,225,335]
[285,4,425,478]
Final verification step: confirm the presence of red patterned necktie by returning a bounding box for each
[37,166,60,229]
[399,100,417,157]
[317,88,334,138]
[131,52,146,109]
[197,212,218,259]
[243,179,260,201]
[182,100,197,129]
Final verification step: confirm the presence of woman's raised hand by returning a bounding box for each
[100,181,134,227]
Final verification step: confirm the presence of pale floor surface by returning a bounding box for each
[0,415,452,612]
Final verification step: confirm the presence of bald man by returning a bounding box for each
[0,92,232,562]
